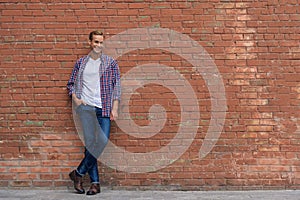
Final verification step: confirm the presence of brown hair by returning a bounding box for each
[89,30,104,41]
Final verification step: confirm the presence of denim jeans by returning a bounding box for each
[75,104,110,183]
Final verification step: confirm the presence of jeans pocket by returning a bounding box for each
[75,103,83,113]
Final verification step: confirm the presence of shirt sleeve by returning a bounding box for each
[66,59,80,97]
[111,59,121,101]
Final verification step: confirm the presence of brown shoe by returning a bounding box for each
[69,170,85,194]
[86,183,100,195]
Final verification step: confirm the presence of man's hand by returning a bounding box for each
[110,100,119,121]
[110,108,118,121]
[72,93,86,106]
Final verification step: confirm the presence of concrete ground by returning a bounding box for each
[0,188,300,200]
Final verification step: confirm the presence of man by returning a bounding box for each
[67,30,121,195]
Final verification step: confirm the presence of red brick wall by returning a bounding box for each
[0,0,299,189]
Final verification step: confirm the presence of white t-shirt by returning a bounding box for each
[81,58,102,108]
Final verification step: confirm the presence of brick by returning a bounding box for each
[10,181,31,187]
[32,180,53,187]
[18,173,38,180]
[247,126,273,132]
[40,174,60,180]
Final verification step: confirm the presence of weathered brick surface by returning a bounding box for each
[0,0,299,190]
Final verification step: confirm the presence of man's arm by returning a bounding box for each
[110,58,121,121]
[67,59,81,97]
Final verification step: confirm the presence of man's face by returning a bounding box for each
[89,34,104,54]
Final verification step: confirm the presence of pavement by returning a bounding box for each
[1,188,300,200]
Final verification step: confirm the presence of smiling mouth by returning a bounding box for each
[93,46,102,53]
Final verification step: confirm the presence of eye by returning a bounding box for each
[94,40,103,44]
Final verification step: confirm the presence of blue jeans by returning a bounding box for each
[75,104,110,183]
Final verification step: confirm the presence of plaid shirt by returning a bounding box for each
[67,54,121,117]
